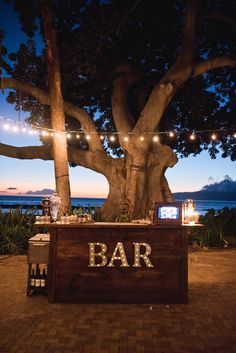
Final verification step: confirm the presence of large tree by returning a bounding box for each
[0,0,236,220]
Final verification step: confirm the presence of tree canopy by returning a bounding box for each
[1,0,236,160]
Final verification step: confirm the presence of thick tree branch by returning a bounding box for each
[203,12,236,29]
[192,57,236,78]
[68,147,117,179]
[0,142,117,180]
[0,143,52,160]
[111,64,142,133]
[176,0,197,65]
[2,77,102,152]
[132,0,198,138]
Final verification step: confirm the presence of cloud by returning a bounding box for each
[202,176,236,193]
[7,187,18,190]
[25,188,54,195]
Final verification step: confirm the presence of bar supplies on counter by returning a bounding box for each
[50,191,61,222]
[41,197,51,216]
[35,215,51,224]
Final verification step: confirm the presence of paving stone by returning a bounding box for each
[0,249,236,353]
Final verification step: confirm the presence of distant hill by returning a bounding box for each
[173,177,236,201]
[25,188,54,196]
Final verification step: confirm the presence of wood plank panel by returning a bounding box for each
[48,224,188,303]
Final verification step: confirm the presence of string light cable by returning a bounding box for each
[0,116,236,142]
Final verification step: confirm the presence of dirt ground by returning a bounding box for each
[0,248,236,353]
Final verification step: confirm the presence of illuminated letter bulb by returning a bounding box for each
[88,243,108,267]
[133,243,154,268]
[108,242,129,267]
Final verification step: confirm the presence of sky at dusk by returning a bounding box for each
[0,1,235,198]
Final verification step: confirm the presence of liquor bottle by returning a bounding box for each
[40,269,47,288]
[35,265,41,288]
[30,268,35,288]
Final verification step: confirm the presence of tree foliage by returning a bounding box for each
[1,0,236,160]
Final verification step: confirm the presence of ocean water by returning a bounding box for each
[0,195,105,209]
[0,195,236,215]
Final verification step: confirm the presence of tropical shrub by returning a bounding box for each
[188,207,236,248]
[0,208,36,254]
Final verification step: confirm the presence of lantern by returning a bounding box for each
[183,199,199,224]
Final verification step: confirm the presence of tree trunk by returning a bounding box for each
[42,0,71,214]
[100,144,177,221]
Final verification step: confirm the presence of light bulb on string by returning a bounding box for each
[169,131,174,137]
[86,134,91,140]
[3,123,9,130]
[22,127,27,133]
[233,133,236,138]
[13,126,18,132]
[67,133,71,139]
[100,135,105,140]
[110,135,115,142]
[190,132,196,140]
[211,133,217,140]
[124,136,129,142]
[153,135,159,142]
[140,136,144,141]
[76,134,80,139]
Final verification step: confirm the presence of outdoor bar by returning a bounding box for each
[30,200,201,304]
[46,222,188,304]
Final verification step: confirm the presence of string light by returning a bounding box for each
[190,133,196,140]
[153,135,159,142]
[3,123,9,130]
[211,133,217,140]
[0,117,235,144]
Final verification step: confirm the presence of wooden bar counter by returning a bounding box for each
[45,222,188,304]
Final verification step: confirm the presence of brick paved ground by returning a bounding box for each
[0,249,236,353]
